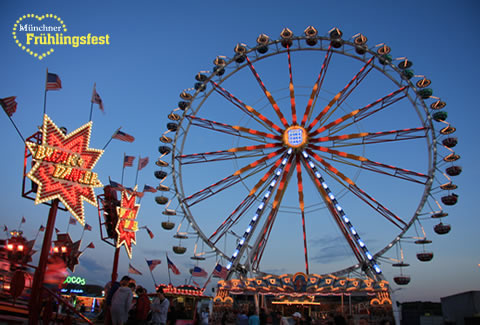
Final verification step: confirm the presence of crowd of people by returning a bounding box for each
[102,275,170,325]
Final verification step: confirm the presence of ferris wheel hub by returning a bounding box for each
[283,125,308,149]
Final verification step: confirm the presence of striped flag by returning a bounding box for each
[39,225,45,232]
[167,256,180,275]
[191,266,208,278]
[128,263,142,275]
[69,217,76,225]
[113,130,135,143]
[21,217,26,223]
[124,155,135,167]
[213,263,228,279]
[143,185,157,193]
[109,179,125,191]
[138,157,149,170]
[91,83,104,112]
[84,223,92,231]
[46,72,62,90]
[0,96,18,117]
[146,259,161,271]
[86,242,95,249]
[145,227,154,239]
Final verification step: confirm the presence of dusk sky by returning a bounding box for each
[0,1,478,304]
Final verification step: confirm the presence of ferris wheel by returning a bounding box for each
[154,27,460,284]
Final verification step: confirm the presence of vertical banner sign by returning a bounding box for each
[26,114,103,225]
[116,188,140,259]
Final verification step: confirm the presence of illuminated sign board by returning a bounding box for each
[63,276,86,286]
[115,188,140,259]
[26,115,103,225]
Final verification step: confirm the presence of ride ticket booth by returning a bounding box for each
[152,284,212,325]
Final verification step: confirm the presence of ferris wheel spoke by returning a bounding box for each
[309,86,408,138]
[310,127,428,147]
[210,156,286,245]
[245,56,290,128]
[305,148,407,229]
[183,148,284,207]
[295,158,310,274]
[309,145,429,184]
[250,155,295,271]
[307,56,375,131]
[177,143,283,165]
[210,80,284,134]
[301,46,333,127]
[185,115,279,143]
[287,45,297,124]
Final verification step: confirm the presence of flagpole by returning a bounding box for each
[146,258,158,288]
[89,83,95,121]
[80,226,86,240]
[121,153,126,185]
[18,217,25,232]
[66,220,70,233]
[202,266,215,291]
[102,126,122,151]
[166,252,172,285]
[134,155,140,186]
[43,68,49,116]
[1,110,25,142]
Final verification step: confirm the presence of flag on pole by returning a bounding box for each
[138,157,149,170]
[46,72,62,90]
[167,256,180,275]
[213,263,228,279]
[3,225,7,232]
[192,280,200,287]
[84,224,92,231]
[68,217,77,225]
[146,259,162,271]
[145,227,154,239]
[39,225,46,232]
[55,228,60,234]
[128,263,142,275]
[86,242,95,249]
[143,185,157,193]
[112,130,135,143]
[124,155,135,167]
[21,217,26,223]
[91,83,104,112]
[0,96,18,117]
[109,179,125,191]
[191,266,208,278]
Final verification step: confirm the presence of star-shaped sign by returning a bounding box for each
[115,187,140,259]
[26,115,103,225]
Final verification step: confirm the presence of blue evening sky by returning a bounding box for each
[0,1,478,303]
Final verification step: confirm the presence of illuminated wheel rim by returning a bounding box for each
[160,27,457,282]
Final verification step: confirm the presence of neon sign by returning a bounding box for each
[63,276,86,286]
[26,114,103,225]
[115,187,140,259]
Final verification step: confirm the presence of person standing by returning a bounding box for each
[110,276,134,325]
[105,276,131,325]
[151,287,169,325]
[133,286,151,325]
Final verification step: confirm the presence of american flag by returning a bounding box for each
[84,223,92,231]
[91,83,104,112]
[146,259,161,271]
[145,227,154,239]
[21,217,26,223]
[109,179,125,191]
[143,185,157,193]
[124,155,135,167]
[113,130,135,143]
[0,96,18,117]
[167,256,180,275]
[128,263,142,275]
[138,157,149,170]
[213,263,228,279]
[86,242,95,249]
[191,266,208,278]
[69,217,77,225]
[46,72,62,90]
[39,225,45,232]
